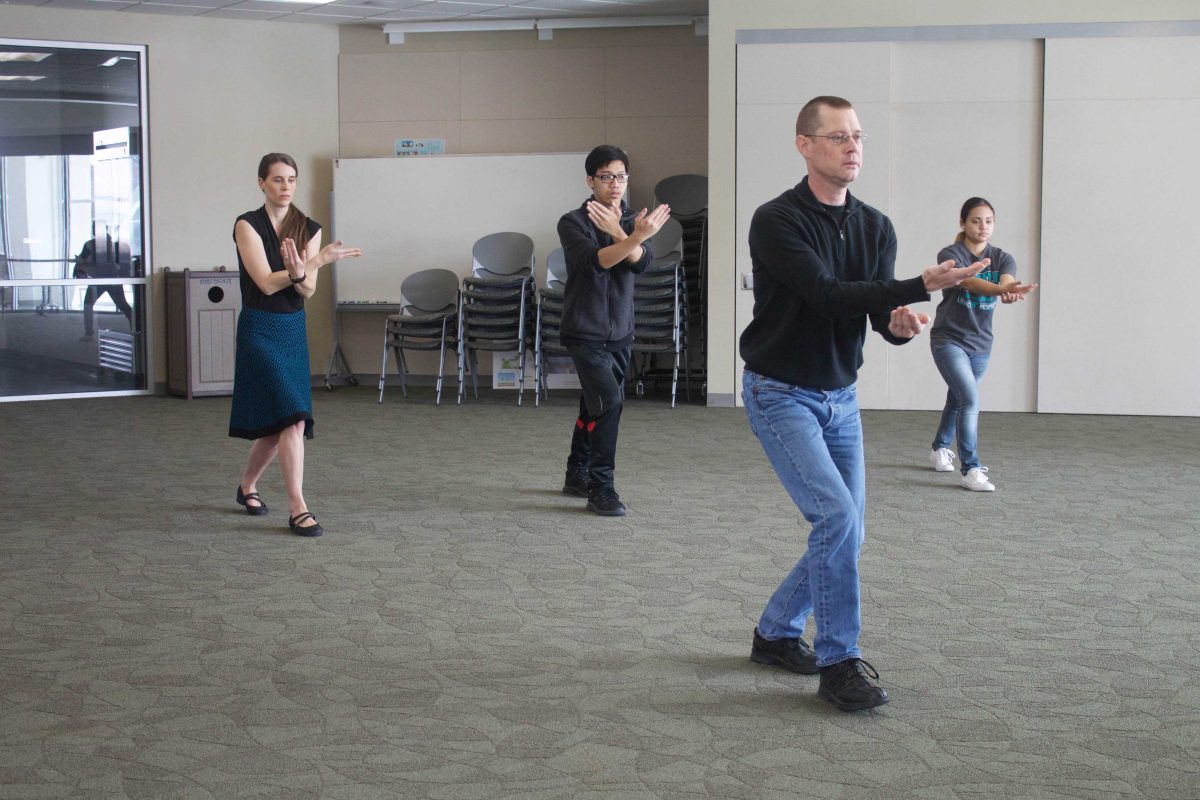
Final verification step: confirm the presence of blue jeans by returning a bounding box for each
[742,370,865,667]
[931,343,990,474]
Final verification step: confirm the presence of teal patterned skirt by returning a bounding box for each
[229,307,314,440]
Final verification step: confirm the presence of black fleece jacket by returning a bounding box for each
[740,177,929,390]
[558,198,653,348]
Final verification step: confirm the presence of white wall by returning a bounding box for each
[2,7,341,382]
[1038,36,1200,416]
[708,0,1200,410]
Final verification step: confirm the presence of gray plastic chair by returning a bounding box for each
[648,217,683,265]
[630,251,689,407]
[378,268,459,405]
[534,248,569,405]
[653,174,708,218]
[545,247,567,290]
[456,273,534,405]
[472,231,535,280]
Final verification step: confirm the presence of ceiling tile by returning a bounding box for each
[224,0,325,10]
[9,0,707,25]
[124,3,212,13]
[200,6,290,17]
[36,0,139,9]
[139,0,238,7]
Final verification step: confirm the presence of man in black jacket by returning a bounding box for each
[558,145,670,517]
[741,97,986,710]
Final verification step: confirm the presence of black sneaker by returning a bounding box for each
[818,658,889,711]
[750,627,819,675]
[562,470,590,498]
[586,485,626,517]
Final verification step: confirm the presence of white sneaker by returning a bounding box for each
[929,448,956,472]
[960,467,995,492]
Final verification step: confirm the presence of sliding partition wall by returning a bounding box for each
[734,24,1200,417]
[0,38,151,401]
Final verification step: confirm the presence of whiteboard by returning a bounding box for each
[331,152,587,304]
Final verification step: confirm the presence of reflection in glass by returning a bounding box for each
[0,39,148,400]
[0,283,145,396]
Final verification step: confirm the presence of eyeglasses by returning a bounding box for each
[800,132,869,145]
[593,173,630,184]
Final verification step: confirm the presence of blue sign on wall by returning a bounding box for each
[394,138,446,156]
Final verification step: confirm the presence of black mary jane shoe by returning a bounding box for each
[288,512,324,538]
[236,485,268,516]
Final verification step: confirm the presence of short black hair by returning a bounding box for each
[585,144,629,176]
[796,96,853,136]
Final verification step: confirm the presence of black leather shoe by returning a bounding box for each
[586,486,626,517]
[818,658,889,711]
[562,470,590,498]
[236,485,268,516]
[288,512,324,538]
[750,627,819,674]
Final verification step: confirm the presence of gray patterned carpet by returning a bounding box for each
[1,388,1198,799]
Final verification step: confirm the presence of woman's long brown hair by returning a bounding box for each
[258,153,312,252]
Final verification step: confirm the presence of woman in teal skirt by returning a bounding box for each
[230,153,360,537]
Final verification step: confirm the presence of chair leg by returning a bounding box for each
[397,348,409,398]
[457,346,465,405]
[435,326,447,406]
[469,349,479,399]
[457,297,466,405]
[671,348,680,409]
[516,347,525,407]
[378,331,390,403]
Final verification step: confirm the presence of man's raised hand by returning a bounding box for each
[923,257,988,293]
[587,200,625,239]
[632,203,671,241]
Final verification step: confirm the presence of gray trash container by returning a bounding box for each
[165,267,241,398]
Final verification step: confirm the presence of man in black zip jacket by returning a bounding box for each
[741,96,986,711]
[557,145,671,517]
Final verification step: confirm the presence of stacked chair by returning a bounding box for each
[377,268,459,405]
[629,218,689,407]
[457,232,536,405]
[654,174,708,396]
[533,247,569,406]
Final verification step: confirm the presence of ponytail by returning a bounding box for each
[279,204,312,252]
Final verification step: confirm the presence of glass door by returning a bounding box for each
[0,39,150,400]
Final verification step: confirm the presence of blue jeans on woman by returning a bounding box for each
[931,343,990,474]
[742,370,866,668]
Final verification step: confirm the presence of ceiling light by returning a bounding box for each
[384,19,535,44]
[256,0,339,4]
[0,75,47,81]
[0,52,52,62]
[385,15,705,45]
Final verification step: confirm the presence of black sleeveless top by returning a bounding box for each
[234,207,322,313]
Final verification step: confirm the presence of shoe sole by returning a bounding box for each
[959,483,996,492]
[750,650,819,675]
[586,502,626,517]
[932,464,955,472]
[818,687,890,711]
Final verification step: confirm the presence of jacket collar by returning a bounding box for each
[794,175,862,217]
